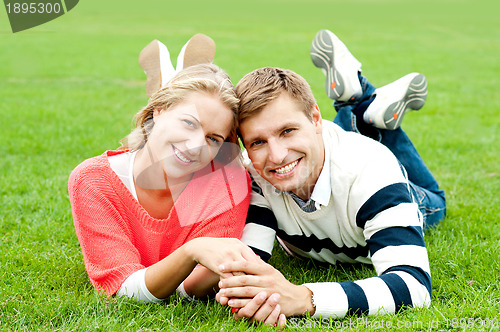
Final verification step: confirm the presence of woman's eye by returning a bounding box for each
[283,128,294,134]
[183,119,195,127]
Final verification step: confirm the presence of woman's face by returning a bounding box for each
[146,92,234,182]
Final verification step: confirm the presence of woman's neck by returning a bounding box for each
[133,145,192,219]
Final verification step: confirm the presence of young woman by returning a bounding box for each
[68,63,256,303]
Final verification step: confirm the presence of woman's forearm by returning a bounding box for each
[183,266,220,298]
[144,242,198,299]
[144,237,256,300]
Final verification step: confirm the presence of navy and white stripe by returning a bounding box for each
[241,174,277,262]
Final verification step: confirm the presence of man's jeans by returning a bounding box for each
[332,75,446,230]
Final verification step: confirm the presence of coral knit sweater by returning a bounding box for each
[68,150,251,295]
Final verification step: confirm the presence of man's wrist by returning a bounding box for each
[298,285,316,316]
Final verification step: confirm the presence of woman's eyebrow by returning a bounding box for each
[184,113,226,141]
[183,113,201,126]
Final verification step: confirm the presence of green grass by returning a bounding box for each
[1,0,499,330]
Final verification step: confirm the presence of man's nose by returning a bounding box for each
[267,140,288,165]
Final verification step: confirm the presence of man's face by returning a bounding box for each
[239,93,325,200]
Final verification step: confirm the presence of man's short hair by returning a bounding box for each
[235,67,317,126]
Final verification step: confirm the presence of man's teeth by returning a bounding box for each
[175,148,193,163]
[275,160,298,174]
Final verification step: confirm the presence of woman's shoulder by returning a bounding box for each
[68,151,124,190]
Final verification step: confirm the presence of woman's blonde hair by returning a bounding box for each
[120,63,240,163]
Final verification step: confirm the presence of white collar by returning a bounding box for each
[308,127,331,210]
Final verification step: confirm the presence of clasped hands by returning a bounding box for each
[185,238,314,328]
[215,257,315,328]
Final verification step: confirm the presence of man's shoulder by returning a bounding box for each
[324,122,396,167]
[324,121,384,150]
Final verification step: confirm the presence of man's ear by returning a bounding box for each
[312,104,323,134]
[153,108,161,119]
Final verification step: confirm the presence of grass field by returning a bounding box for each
[1,0,499,330]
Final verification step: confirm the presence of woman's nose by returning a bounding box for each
[185,130,206,156]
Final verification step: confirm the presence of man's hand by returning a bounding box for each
[216,259,315,318]
[229,291,286,328]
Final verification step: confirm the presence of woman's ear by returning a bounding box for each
[153,108,161,118]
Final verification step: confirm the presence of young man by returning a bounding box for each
[216,29,446,322]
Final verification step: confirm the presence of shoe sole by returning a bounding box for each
[310,30,362,101]
[179,33,216,70]
[383,73,427,130]
[139,40,163,97]
[310,30,345,100]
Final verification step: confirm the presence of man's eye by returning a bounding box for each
[208,136,221,145]
[283,128,294,134]
[183,119,195,127]
[251,140,264,147]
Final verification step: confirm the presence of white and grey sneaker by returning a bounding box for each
[310,29,362,102]
[364,73,427,130]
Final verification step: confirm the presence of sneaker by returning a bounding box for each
[310,29,362,101]
[176,33,216,72]
[363,73,427,130]
[139,40,176,97]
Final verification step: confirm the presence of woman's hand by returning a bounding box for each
[183,237,259,276]
[145,237,256,300]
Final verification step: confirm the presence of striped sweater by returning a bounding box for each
[241,121,431,318]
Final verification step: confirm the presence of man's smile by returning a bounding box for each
[271,158,301,177]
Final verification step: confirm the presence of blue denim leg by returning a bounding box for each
[332,75,446,230]
[333,75,378,137]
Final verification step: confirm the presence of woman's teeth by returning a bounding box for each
[174,148,193,163]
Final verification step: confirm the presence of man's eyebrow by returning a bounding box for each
[211,133,226,141]
[244,121,300,144]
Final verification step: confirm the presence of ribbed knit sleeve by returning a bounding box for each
[68,155,144,295]
[68,152,251,296]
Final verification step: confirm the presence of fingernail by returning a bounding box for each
[231,308,238,313]
[219,264,224,271]
[218,281,222,288]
